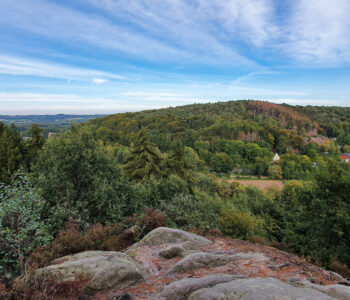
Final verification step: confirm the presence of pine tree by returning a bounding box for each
[123,129,164,182]
[25,124,45,170]
[166,140,196,185]
[0,123,24,183]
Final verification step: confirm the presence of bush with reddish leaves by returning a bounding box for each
[28,222,138,270]
[0,281,8,297]
[139,208,167,234]
[124,207,167,235]
[329,260,350,279]
[207,228,223,237]
[270,240,290,252]
[28,208,166,271]
[10,274,90,300]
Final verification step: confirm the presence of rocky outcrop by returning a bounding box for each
[150,274,247,300]
[187,278,335,300]
[159,245,186,259]
[168,252,265,273]
[36,251,145,296]
[127,227,212,252]
[293,280,350,300]
[32,227,350,299]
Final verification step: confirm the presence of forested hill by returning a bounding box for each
[290,105,350,137]
[86,100,349,151]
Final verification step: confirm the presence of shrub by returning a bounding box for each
[207,228,223,237]
[188,227,205,236]
[0,174,52,280]
[10,274,90,300]
[139,207,167,234]
[268,165,282,179]
[161,193,221,231]
[250,235,266,245]
[270,240,290,252]
[28,222,138,270]
[329,260,350,279]
[219,209,263,238]
[0,281,7,297]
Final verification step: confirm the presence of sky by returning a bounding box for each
[1,0,350,114]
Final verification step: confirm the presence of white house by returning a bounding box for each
[272,153,280,162]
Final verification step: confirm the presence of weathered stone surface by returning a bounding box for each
[29,228,346,299]
[127,227,212,251]
[36,251,145,295]
[150,274,247,300]
[188,277,335,300]
[159,245,185,259]
[294,280,350,300]
[168,251,266,273]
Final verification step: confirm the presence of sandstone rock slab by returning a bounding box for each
[159,245,186,259]
[294,280,350,300]
[150,274,247,300]
[36,251,146,296]
[127,227,212,252]
[188,277,335,300]
[168,252,265,274]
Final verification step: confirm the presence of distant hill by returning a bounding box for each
[85,100,318,148]
[84,100,350,147]
[0,114,108,136]
[0,114,108,125]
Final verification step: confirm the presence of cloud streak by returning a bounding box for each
[0,55,126,81]
[285,0,350,65]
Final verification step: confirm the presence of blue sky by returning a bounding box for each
[0,0,350,114]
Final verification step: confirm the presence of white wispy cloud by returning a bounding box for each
[0,0,260,68]
[84,0,350,66]
[0,55,126,81]
[1,0,350,69]
[231,71,281,85]
[92,78,107,85]
[285,0,350,65]
[0,92,165,114]
[203,0,278,47]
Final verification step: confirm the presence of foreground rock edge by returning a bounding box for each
[35,251,146,296]
[30,227,350,299]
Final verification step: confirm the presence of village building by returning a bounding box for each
[340,153,350,163]
[272,153,280,162]
[48,132,57,138]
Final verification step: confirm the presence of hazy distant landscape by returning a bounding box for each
[0,114,107,136]
[0,114,107,125]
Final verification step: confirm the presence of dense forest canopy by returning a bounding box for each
[1,100,350,287]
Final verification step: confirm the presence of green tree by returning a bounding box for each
[268,165,282,179]
[25,124,45,170]
[280,160,350,266]
[210,152,233,173]
[166,141,196,186]
[123,129,164,182]
[255,157,269,176]
[0,124,25,183]
[276,135,287,154]
[219,209,263,238]
[0,173,51,278]
[32,128,134,233]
